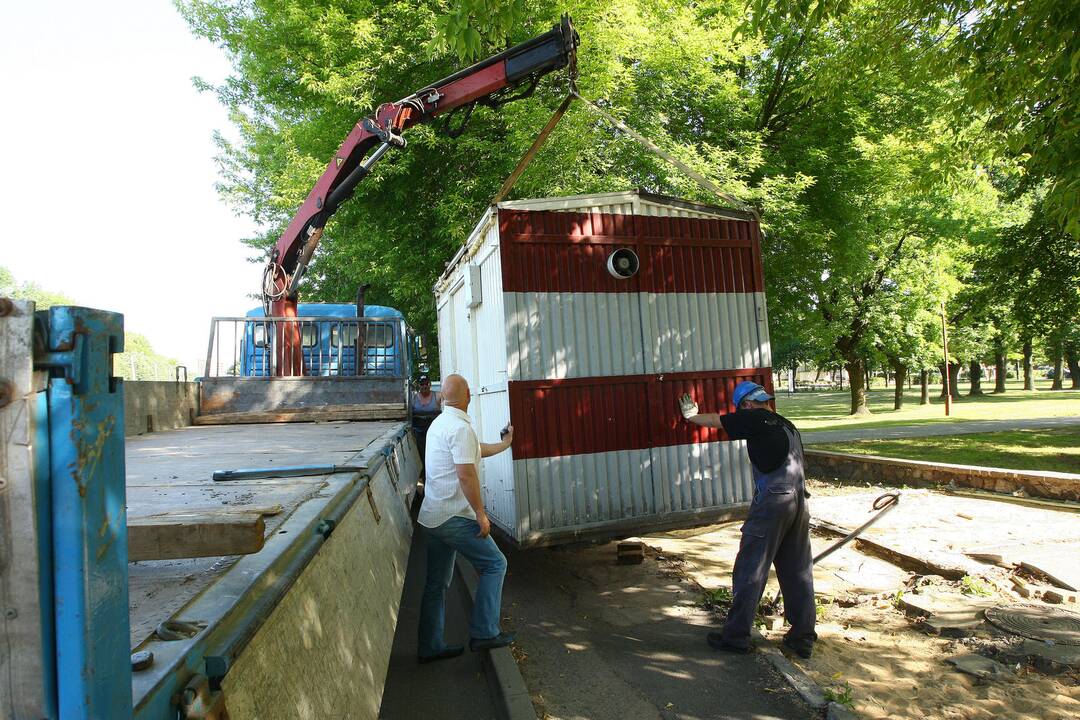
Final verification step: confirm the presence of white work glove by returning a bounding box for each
[678,393,699,420]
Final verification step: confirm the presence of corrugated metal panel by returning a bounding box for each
[516,449,655,534]
[640,242,760,294]
[436,297,455,377]
[475,226,507,390]
[641,292,770,374]
[509,440,754,537]
[451,285,472,380]
[477,392,514,529]
[505,292,646,381]
[507,369,772,460]
[508,377,655,459]
[497,190,749,221]
[652,441,754,514]
[638,199,718,219]
[505,292,767,379]
[499,210,761,294]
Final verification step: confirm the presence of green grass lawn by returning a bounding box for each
[775,379,1080,432]
[814,426,1080,474]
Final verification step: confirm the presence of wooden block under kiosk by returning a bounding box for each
[617,541,645,565]
[128,512,266,561]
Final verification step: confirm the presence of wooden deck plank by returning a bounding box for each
[128,513,266,561]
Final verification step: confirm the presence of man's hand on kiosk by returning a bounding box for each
[679,393,699,420]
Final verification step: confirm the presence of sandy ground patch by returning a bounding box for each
[637,486,1080,719]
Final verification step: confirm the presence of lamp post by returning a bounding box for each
[940,302,951,417]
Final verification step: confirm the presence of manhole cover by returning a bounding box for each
[985,603,1080,645]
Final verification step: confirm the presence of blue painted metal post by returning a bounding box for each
[37,307,132,718]
[33,389,58,718]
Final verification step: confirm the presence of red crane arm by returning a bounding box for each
[265,17,579,311]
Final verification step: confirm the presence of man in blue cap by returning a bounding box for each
[678,381,816,659]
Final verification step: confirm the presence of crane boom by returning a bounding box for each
[263,18,579,376]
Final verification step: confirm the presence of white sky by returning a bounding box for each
[1,1,260,370]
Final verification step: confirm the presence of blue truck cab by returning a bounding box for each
[240,303,406,377]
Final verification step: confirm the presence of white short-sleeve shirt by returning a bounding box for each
[418,405,480,528]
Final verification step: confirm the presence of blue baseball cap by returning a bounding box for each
[732,381,773,407]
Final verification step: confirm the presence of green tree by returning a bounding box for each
[0,265,77,308]
[1,266,179,380]
[752,0,1080,236]
[177,0,803,344]
[178,0,1027,417]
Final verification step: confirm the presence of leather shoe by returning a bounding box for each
[469,631,517,651]
[707,631,752,654]
[418,645,464,664]
[781,637,813,659]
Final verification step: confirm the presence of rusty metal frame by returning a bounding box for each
[35,305,132,718]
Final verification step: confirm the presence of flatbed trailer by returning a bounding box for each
[1,302,421,719]
[128,419,419,718]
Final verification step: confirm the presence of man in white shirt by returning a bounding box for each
[417,374,515,663]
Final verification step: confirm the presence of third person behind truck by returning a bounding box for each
[677,381,817,659]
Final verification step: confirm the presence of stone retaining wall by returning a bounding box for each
[123,381,198,436]
[805,450,1080,502]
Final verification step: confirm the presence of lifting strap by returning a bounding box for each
[492,92,575,204]
[491,88,756,218]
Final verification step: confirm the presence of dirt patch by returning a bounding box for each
[637,485,1080,719]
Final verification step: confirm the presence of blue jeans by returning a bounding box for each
[417,516,508,656]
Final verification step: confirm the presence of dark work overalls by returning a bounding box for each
[720,420,817,650]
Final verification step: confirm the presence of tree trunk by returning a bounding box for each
[938,362,961,399]
[1023,339,1035,390]
[920,369,929,404]
[994,351,1007,393]
[1067,348,1080,390]
[892,362,907,410]
[846,357,870,415]
[864,365,872,390]
[1052,353,1064,390]
[968,360,984,396]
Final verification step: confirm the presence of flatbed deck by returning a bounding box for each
[126,420,400,647]
[124,419,420,718]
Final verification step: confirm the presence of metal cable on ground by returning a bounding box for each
[768,491,901,609]
[569,89,757,216]
[812,491,901,565]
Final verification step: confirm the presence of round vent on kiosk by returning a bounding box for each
[606,248,640,279]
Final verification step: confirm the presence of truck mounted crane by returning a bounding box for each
[261,16,579,375]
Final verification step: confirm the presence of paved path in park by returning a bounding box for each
[801,414,1080,445]
[500,544,814,720]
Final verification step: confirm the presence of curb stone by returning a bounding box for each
[826,701,859,719]
[455,557,536,720]
[751,630,860,718]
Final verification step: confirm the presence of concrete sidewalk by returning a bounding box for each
[379,524,500,720]
[501,543,814,720]
[801,414,1080,445]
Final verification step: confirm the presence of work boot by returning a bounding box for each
[707,632,752,654]
[469,631,517,651]
[781,637,813,659]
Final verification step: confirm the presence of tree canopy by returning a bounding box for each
[177,0,1079,412]
[1,266,180,381]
